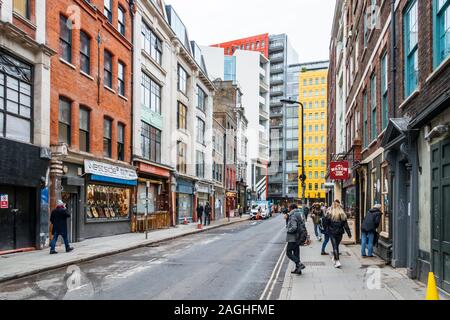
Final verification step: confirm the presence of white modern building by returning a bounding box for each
[201,46,270,200]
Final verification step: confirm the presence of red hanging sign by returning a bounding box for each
[1,194,8,209]
[330,161,350,180]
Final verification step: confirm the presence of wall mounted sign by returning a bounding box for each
[330,161,350,180]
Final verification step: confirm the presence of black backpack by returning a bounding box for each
[296,217,308,245]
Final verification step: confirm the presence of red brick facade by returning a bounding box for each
[47,0,133,161]
[211,33,269,58]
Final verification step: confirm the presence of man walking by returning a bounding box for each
[196,204,204,225]
[311,203,323,241]
[49,200,74,254]
[204,202,212,226]
[361,204,382,257]
[286,204,307,275]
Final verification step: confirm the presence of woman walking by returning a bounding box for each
[324,200,352,268]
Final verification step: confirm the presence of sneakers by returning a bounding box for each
[321,252,328,256]
[66,247,74,253]
[50,250,58,255]
[334,260,342,268]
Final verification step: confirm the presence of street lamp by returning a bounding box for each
[281,99,306,213]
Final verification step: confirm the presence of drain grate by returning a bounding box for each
[303,261,327,267]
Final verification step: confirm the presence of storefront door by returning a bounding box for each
[0,186,35,252]
[431,138,450,293]
[62,192,78,243]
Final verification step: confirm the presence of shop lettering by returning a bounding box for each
[174,305,208,318]
[84,160,137,180]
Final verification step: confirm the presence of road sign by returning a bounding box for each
[1,194,8,209]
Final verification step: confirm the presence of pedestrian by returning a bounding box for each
[286,204,307,275]
[303,204,310,222]
[238,204,242,218]
[319,210,330,255]
[204,202,212,226]
[324,200,351,268]
[311,203,323,241]
[49,200,74,255]
[197,204,204,225]
[361,204,382,258]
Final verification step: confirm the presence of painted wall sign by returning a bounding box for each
[84,160,138,181]
[1,194,8,209]
[330,161,350,180]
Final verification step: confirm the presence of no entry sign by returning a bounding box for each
[1,194,8,209]
[330,161,350,180]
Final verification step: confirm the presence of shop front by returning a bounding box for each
[0,138,51,254]
[195,182,211,222]
[134,161,172,231]
[214,186,225,220]
[176,178,194,224]
[226,191,237,218]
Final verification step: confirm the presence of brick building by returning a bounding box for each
[47,0,136,241]
[329,0,450,292]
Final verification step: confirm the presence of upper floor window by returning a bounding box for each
[141,72,161,114]
[117,123,125,161]
[13,0,30,19]
[381,53,389,130]
[118,5,126,36]
[433,0,450,67]
[370,74,377,141]
[177,102,187,130]
[177,141,187,174]
[104,0,113,23]
[104,50,113,88]
[60,15,72,63]
[141,22,162,65]
[103,118,112,158]
[197,118,205,144]
[80,31,91,75]
[197,86,206,112]
[79,107,90,153]
[178,65,188,94]
[363,91,368,148]
[58,98,71,146]
[141,121,161,163]
[404,0,419,97]
[118,61,125,96]
[196,151,205,178]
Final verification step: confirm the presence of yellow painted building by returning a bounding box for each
[298,62,328,202]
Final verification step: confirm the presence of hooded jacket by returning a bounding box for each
[362,208,382,233]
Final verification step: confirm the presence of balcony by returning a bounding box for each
[270,53,284,63]
[259,95,266,106]
[259,132,269,145]
[270,109,283,117]
[270,65,284,74]
[269,42,284,52]
[259,107,269,119]
[270,88,284,97]
[270,78,284,86]
[259,67,266,79]
[259,80,269,93]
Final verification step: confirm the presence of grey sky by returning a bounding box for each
[166,0,336,63]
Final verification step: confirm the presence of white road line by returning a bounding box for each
[260,242,287,300]
[267,251,287,300]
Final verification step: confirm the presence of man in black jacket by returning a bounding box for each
[49,200,74,254]
[197,204,204,225]
[361,204,382,257]
[286,204,307,275]
[204,202,212,226]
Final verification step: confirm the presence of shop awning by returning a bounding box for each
[91,175,137,186]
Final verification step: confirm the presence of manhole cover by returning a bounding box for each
[303,261,327,267]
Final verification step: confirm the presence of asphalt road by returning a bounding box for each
[0,215,289,300]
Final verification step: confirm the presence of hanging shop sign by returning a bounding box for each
[330,161,350,180]
[85,160,138,185]
[1,194,8,209]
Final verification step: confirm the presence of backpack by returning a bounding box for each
[296,217,308,245]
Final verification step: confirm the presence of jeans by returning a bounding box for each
[330,234,343,261]
[321,233,330,253]
[50,231,70,252]
[286,242,301,265]
[314,224,322,238]
[361,231,375,256]
[204,214,210,226]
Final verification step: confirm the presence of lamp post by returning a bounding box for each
[281,99,306,213]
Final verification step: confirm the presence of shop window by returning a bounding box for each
[117,123,125,161]
[60,15,72,63]
[80,31,91,75]
[103,118,112,158]
[58,98,71,146]
[79,107,90,152]
[86,184,131,221]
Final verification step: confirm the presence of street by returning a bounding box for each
[0,216,288,300]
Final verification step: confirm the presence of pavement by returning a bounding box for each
[278,220,448,300]
[0,215,287,300]
[0,215,251,284]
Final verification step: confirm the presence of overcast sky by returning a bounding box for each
[166,0,336,63]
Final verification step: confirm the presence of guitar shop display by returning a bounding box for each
[86,184,131,222]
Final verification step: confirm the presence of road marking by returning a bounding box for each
[260,243,287,300]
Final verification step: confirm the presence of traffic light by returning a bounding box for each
[299,174,307,182]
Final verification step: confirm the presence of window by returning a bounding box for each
[381,53,389,130]
[117,123,125,161]
[178,102,187,130]
[370,74,377,141]
[141,72,161,114]
[14,0,30,19]
[197,118,205,144]
[118,6,126,36]
[104,50,113,88]
[433,0,450,67]
[141,122,161,163]
[141,22,162,65]
[178,65,188,94]
[197,86,206,112]
[58,98,71,146]
[79,107,90,152]
[103,118,112,158]
[60,15,72,62]
[363,91,368,148]
[117,61,126,96]
[177,142,187,174]
[404,0,419,97]
[80,31,91,74]
[0,56,33,144]
[196,151,205,178]
[104,0,112,23]
[261,41,265,48]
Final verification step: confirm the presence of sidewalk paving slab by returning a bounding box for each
[0,216,250,284]
[278,221,448,301]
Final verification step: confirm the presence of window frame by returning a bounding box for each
[141,21,163,65]
[118,5,126,36]
[104,0,113,23]
[404,0,419,97]
[177,102,187,130]
[197,117,205,145]
[79,107,90,153]
[118,61,125,96]
[103,117,113,158]
[177,65,188,94]
[80,31,91,75]
[13,0,30,20]
[363,91,368,148]
[197,86,207,112]
[117,122,125,161]
[381,52,389,130]
[177,141,187,174]
[104,50,113,89]
[433,0,450,68]
[59,15,72,63]
[370,73,377,142]
[58,97,71,146]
